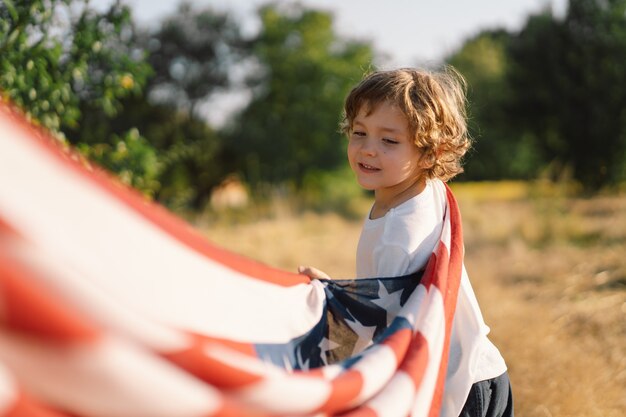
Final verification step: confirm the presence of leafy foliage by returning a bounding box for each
[448,0,626,190]
[507,0,626,189]
[225,3,374,187]
[144,1,245,116]
[78,128,161,197]
[0,0,150,135]
[137,2,246,207]
[0,0,157,197]
[448,30,542,180]
[64,2,246,208]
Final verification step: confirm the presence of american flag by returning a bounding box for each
[0,100,465,416]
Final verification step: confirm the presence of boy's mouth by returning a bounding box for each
[358,162,380,172]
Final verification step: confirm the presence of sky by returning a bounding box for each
[97,0,568,66]
[93,0,569,125]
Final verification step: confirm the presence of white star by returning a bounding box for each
[371,280,404,326]
[318,337,342,366]
[295,347,311,371]
[345,317,377,356]
[282,353,294,373]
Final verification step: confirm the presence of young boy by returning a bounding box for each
[300,68,513,417]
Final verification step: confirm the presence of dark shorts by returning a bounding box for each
[458,372,513,417]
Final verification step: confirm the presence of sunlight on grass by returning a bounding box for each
[450,180,529,201]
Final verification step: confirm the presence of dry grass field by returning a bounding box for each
[201,182,626,417]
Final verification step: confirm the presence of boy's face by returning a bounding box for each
[347,101,424,196]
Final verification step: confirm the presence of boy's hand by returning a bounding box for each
[297,265,330,280]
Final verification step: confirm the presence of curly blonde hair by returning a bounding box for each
[341,67,471,182]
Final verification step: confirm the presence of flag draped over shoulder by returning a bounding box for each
[0,101,465,417]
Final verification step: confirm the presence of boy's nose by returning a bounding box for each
[361,141,376,156]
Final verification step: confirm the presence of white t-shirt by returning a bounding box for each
[356,179,446,279]
[355,179,507,416]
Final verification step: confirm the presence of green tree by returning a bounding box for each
[225,3,374,187]
[0,0,150,134]
[139,1,246,207]
[66,2,247,207]
[144,1,245,117]
[447,30,542,180]
[76,95,224,208]
[0,0,156,194]
[508,0,626,189]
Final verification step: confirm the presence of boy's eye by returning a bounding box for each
[352,131,366,137]
[383,138,399,145]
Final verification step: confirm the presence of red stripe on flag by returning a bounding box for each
[420,251,438,290]
[208,398,272,417]
[319,370,363,413]
[399,331,429,388]
[381,328,412,364]
[2,390,69,417]
[0,102,308,287]
[430,245,450,297]
[428,185,464,417]
[162,334,262,389]
[337,405,378,417]
[0,217,19,237]
[0,253,99,343]
[188,332,257,356]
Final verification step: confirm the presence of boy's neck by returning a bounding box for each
[370,176,427,219]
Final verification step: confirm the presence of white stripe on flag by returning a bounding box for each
[234,375,332,415]
[0,332,222,417]
[366,371,416,417]
[0,112,325,344]
[411,286,446,416]
[0,363,17,415]
[351,344,398,405]
[2,238,190,351]
[204,343,332,414]
[398,283,428,330]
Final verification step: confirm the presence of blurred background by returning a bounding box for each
[1,0,625,415]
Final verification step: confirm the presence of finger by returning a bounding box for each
[298,266,330,279]
[298,265,319,277]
